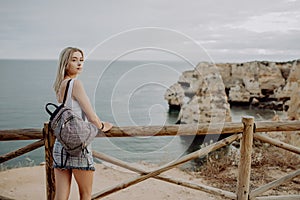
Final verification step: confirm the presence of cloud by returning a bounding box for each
[0,0,299,62]
[233,11,300,33]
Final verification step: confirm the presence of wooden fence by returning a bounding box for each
[0,116,299,200]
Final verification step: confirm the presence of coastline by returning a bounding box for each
[0,163,220,200]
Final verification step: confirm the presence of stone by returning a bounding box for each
[287,80,300,120]
[165,59,300,126]
[228,81,251,102]
[258,62,285,91]
[251,98,260,106]
[164,83,185,109]
[274,60,300,100]
[174,62,232,124]
[165,59,299,116]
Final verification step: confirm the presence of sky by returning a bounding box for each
[0,0,300,62]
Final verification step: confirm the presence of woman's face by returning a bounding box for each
[66,51,84,77]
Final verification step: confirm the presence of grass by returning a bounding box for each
[192,131,300,196]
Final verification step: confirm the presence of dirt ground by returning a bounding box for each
[189,131,300,198]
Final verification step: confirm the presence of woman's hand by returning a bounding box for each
[101,121,113,132]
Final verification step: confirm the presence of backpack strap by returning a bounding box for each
[62,79,86,120]
[62,79,72,106]
[45,79,72,117]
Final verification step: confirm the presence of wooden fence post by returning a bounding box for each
[237,116,254,200]
[43,123,55,200]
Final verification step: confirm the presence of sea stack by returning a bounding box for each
[165,62,232,124]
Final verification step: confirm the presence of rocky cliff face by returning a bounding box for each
[165,59,300,124]
[165,62,232,124]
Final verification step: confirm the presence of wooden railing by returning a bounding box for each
[0,117,299,200]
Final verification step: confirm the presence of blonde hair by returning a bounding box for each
[53,47,84,94]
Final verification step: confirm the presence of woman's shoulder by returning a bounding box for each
[72,79,84,90]
[72,79,86,96]
[61,78,83,90]
[60,78,72,87]
[57,79,72,102]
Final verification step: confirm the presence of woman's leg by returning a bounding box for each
[54,168,72,200]
[73,169,94,200]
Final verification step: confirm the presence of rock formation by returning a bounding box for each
[170,62,232,124]
[164,83,185,110]
[165,59,300,124]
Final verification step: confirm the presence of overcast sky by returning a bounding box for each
[0,0,300,62]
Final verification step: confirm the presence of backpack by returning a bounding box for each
[45,79,99,156]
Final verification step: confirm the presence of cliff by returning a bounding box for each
[165,62,232,124]
[164,59,300,123]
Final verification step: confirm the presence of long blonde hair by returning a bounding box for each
[53,47,84,94]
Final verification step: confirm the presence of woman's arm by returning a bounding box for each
[72,79,113,132]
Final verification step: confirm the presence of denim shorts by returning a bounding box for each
[53,139,95,171]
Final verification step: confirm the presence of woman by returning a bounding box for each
[52,47,113,200]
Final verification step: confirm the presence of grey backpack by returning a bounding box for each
[45,79,99,156]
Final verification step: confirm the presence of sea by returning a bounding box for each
[0,59,284,169]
